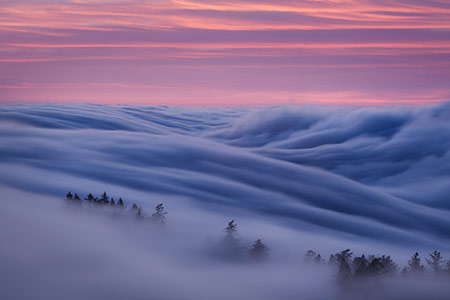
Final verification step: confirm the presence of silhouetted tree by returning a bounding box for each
[85,193,94,201]
[352,255,369,278]
[74,193,81,201]
[249,239,268,261]
[379,255,397,276]
[305,250,317,263]
[100,192,109,205]
[66,191,73,200]
[118,197,124,207]
[136,207,144,220]
[132,203,138,210]
[426,251,444,274]
[152,203,167,224]
[367,257,384,276]
[333,249,353,283]
[407,252,425,275]
[314,253,324,264]
[217,220,243,260]
[110,198,116,206]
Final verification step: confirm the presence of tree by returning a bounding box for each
[426,251,444,274]
[100,192,109,205]
[136,207,144,220]
[407,252,425,275]
[367,257,384,276]
[152,203,167,224]
[66,191,73,200]
[352,255,369,278]
[217,220,243,260]
[118,197,124,207]
[74,193,81,201]
[225,220,237,233]
[249,239,269,261]
[314,253,324,264]
[305,250,317,263]
[85,193,94,201]
[132,203,138,210]
[110,198,116,206]
[333,249,353,282]
[379,255,397,276]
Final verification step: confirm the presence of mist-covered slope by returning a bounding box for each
[1,102,450,251]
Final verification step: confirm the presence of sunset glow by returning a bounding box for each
[1,0,450,105]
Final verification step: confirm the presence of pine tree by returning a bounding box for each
[380,255,397,275]
[136,207,144,220]
[100,192,109,205]
[132,203,138,210]
[118,197,124,207]
[304,250,317,263]
[66,191,73,200]
[407,252,425,275]
[225,220,237,233]
[352,255,369,278]
[249,239,268,261]
[426,250,444,274]
[85,193,94,201]
[314,253,324,264]
[110,198,116,206]
[332,249,353,283]
[218,220,243,260]
[74,193,81,201]
[152,203,167,224]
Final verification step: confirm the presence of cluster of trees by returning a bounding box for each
[305,249,450,283]
[65,192,450,274]
[213,220,269,262]
[65,191,167,223]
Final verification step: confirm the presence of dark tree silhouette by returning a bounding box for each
[333,249,353,282]
[132,203,138,210]
[74,193,81,201]
[216,220,243,260]
[118,197,124,207]
[110,198,116,206]
[225,220,237,233]
[407,252,425,275]
[152,203,167,224]
[66,191,73,200]
[136,207,144,220]
[314,253,324,264]
[305,250,317,263]
[249,239,268,261]
[426,250,444,274]
[352,255,369,278]
[100,192,109,205]
[379,255,397,275]
[85,193,94,201]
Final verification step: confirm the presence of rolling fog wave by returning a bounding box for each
[1,102,450,251]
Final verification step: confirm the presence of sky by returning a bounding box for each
[1,0,450,105]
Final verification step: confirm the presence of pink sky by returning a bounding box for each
[1,0,450,105]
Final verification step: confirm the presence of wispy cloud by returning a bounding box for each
[1,0,450,104]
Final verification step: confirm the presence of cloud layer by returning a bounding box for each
[1,102,450,299]
[1,102,449,250]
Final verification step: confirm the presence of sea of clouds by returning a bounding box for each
[0,102,449,299]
